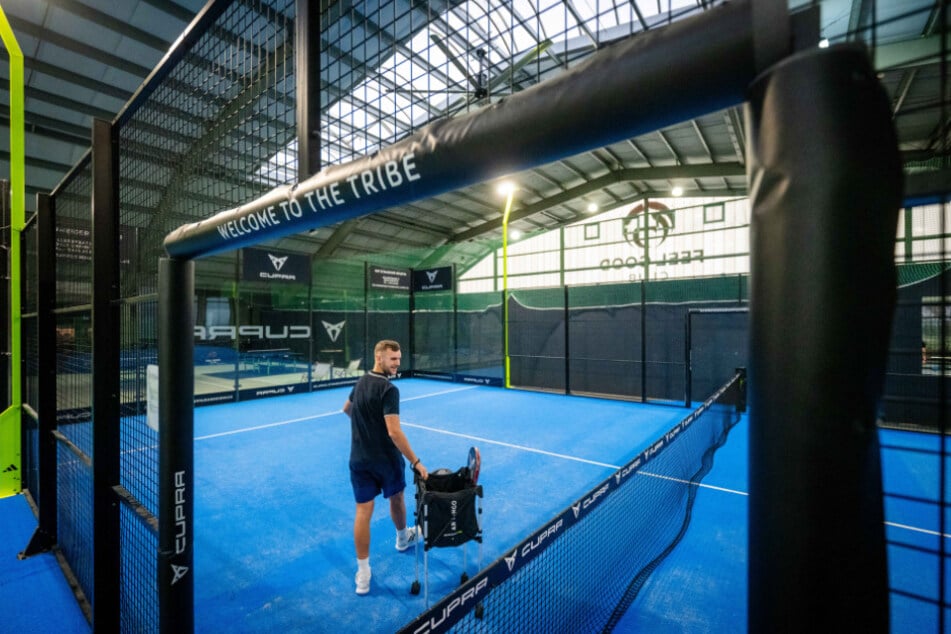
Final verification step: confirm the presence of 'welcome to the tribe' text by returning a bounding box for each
[216,153,421,240]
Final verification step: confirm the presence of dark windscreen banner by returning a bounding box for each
[412,266,452,292]
[369,265,410,291]
[164,0,786,260]
[241,247,311,284]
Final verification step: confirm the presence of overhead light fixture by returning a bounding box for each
[497,181,515,196]
[510,229,522,240]
[671,186,684,197]
[586,202,598,213]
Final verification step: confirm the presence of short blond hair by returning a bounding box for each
[374,340,401,355]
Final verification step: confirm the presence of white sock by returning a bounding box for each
[357,557,370,573]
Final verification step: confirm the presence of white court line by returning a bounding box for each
[402,421,621,469]
[403,421,749,495]
[886,521,951,540]
[194,385,479,441]
[402,385,479,402]
[195,410,341,440]
[638,470,749,496]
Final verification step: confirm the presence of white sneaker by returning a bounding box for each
[355,568,371,595]
[395,525,422,552]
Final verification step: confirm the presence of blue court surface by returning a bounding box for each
[2,378,949,632]
[191,379,690,632]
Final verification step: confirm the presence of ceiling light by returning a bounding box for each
[671,186,684,197]
[497,181,515,196]
[587,202,598,213]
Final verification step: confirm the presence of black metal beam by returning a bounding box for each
[296,0,321,180]
[91,118,121,631]
[19,192,58,557]
[165,0,783,259]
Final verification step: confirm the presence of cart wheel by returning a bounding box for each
[460,572,468,584]
[410,580,420,595]
[475,603,484,619]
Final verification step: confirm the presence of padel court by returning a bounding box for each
[4,377,950,632]
[185,380,951,633]
[188,378,700,631]
[2,1,949,632]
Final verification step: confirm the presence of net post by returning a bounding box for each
[158,256,195,634]
[746,45,900,631]
[734,367,746,413]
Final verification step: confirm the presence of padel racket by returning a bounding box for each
[467,446,481,485]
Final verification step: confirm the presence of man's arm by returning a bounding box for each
[342,399,351,416]
[385,414,428,480]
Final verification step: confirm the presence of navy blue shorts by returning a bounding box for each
[350,456,406,504]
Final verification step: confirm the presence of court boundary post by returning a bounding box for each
[91,117,122,631]
[20,193,58,556]
[746,45,897,631]
[158,257,195,634]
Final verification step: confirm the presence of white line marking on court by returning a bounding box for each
[195,410,341,440]
[401,421,620,469]
[886,521,951,540]
[404,421,749,495]
[638,470,748,496]
[402,385,479,401]
[194,386,479,440]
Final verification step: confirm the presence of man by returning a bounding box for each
[343,339,429,595]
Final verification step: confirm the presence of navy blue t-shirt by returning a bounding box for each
[348,371,401,467]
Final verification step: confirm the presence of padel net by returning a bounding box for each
[399,369,747,634]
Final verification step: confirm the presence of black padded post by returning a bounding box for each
[158,256,195,634]
[746,44,902,632]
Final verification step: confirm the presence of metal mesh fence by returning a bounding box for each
[112,0,298,629]
[20,220,39,499]
[455,291,503,379]
[505,277,749,401]
[56,440,94,608]
[51,157,95,616]
[413,291,455,372]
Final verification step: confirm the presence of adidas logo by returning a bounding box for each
[2,464,17,473]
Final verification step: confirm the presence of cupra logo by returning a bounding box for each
[268,253,288,270]
[322,320,345,343]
